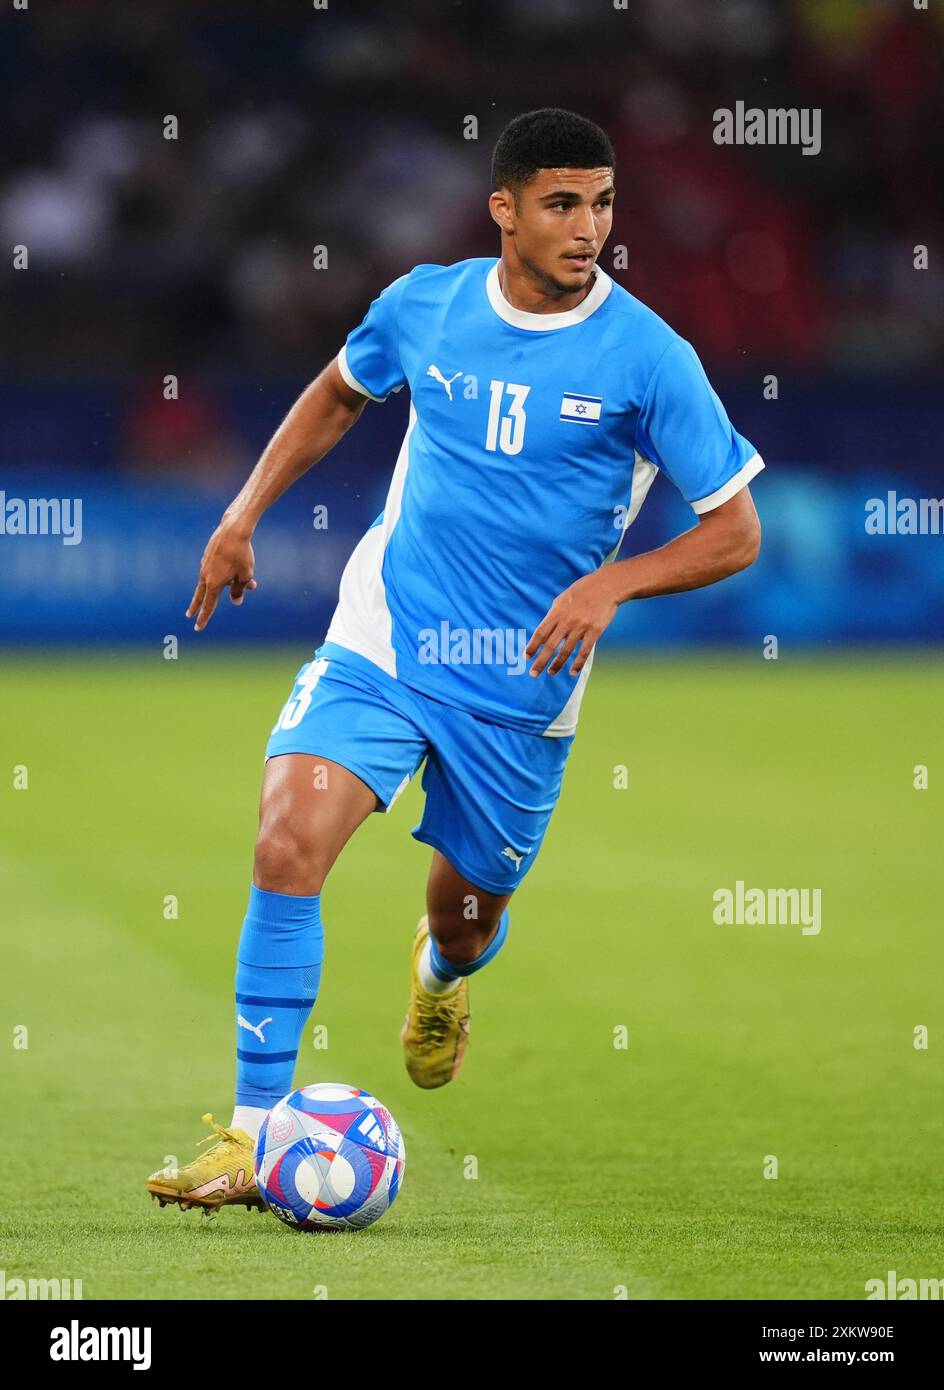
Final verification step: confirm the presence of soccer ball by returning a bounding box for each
[254,1083,405,1232]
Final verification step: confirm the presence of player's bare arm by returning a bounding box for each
[527,485,761,676]
[186,358,367,631]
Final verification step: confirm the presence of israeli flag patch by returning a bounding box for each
[560,392,602,425]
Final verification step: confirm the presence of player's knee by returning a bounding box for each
[428,907,504,964]
[253,818,330,895]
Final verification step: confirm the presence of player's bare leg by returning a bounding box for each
[401,851,512,1089]
[425,852,512,964]
[147,754,379,1211]
[253,752,381,895]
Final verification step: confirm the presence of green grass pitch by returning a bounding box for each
[2,648,941,1300]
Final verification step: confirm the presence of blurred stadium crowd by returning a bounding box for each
[1,2,941,645]
[1,0,941,386]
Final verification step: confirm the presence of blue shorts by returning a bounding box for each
[264,641,575,895]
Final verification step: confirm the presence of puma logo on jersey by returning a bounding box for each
[500,846,530,869]
[427,364,461,400]
[238,1014,273,1043]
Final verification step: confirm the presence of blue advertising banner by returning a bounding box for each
[1,384,942,646]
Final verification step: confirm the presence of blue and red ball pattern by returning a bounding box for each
[255,1083,406,1232]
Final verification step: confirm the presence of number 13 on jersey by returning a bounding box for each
[485,380,530,456]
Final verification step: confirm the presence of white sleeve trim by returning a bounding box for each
[337,343,386,403]
[691,452,765,514]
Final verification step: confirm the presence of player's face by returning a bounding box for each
[507,167,615,296]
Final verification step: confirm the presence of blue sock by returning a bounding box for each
[428,908,510,981]
[234,884,324,1110]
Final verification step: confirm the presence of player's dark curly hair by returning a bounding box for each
[491,108,614,195]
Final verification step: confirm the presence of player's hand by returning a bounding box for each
[526,570,619,676]
[186,521,257,632]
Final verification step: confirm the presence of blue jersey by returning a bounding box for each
[328,257,763,736]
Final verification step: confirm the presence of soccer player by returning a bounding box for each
[147,108,763,1211]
